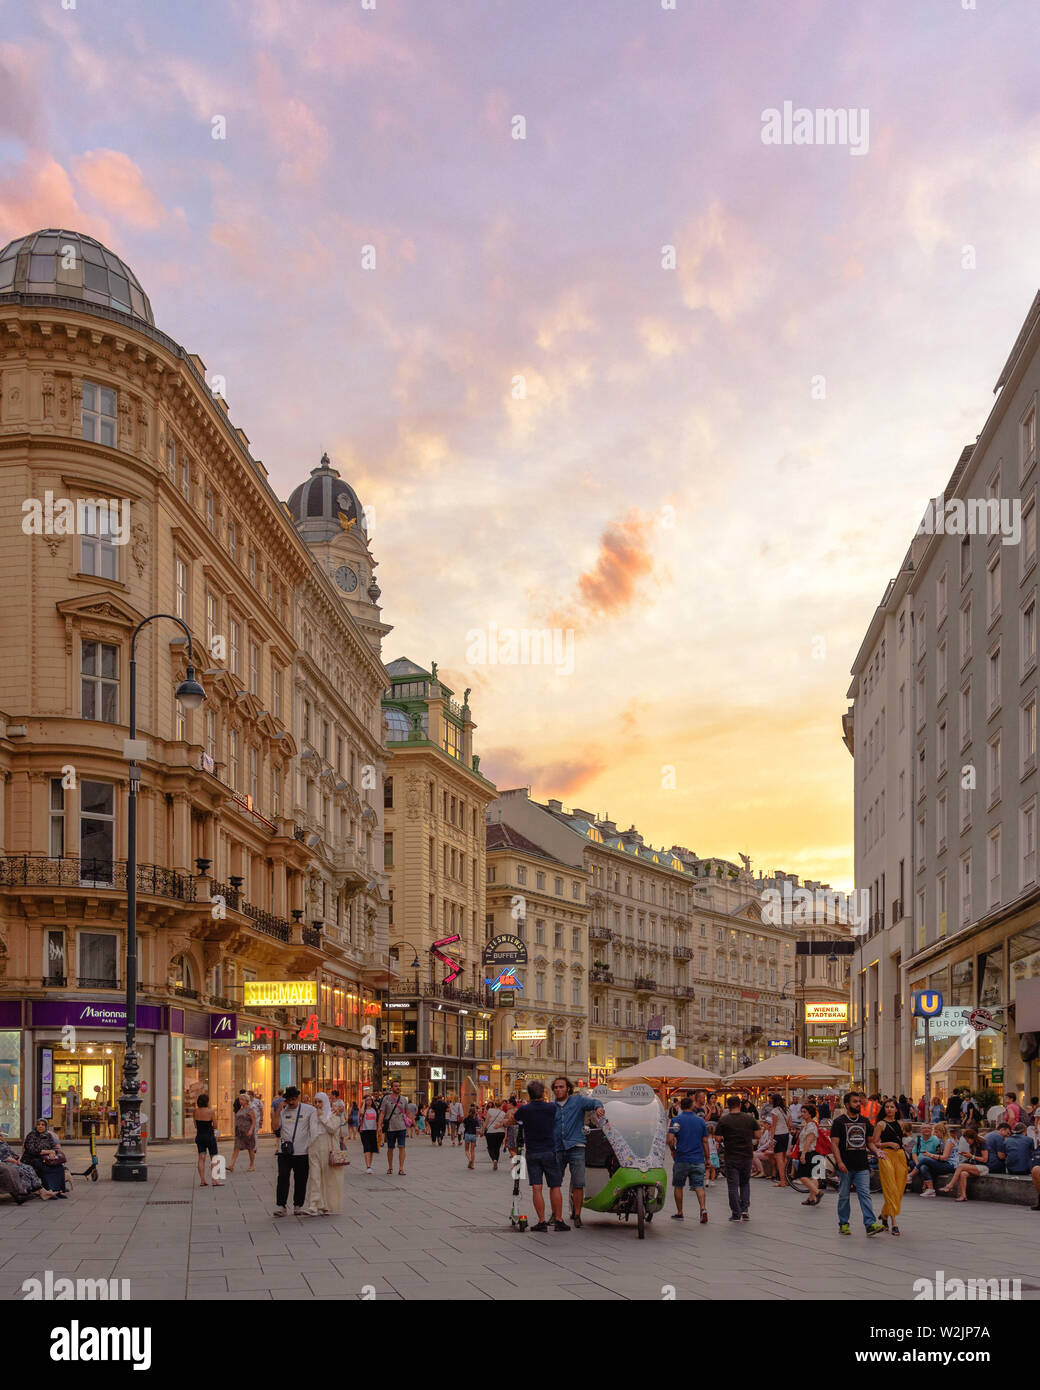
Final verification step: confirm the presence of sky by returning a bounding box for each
[4,0,1040,890]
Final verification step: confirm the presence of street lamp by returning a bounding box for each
[112,614,205,1182]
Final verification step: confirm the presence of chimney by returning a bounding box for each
[547,799,563,812]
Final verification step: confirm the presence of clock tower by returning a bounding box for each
[286,452,390,654]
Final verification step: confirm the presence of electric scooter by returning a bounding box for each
[79,1125,98,1181]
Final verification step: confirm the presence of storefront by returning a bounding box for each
[25,1000,162,1142]
[0,1003,22,1140]
[210,1015,273,1137]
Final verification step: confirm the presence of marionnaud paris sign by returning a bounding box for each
[483,934,527,967]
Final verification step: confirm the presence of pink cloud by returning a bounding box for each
[0,156,105,245]
[72,150,165,229]
[254,53,330,187]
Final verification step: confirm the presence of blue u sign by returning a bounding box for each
[911,990,943,1018]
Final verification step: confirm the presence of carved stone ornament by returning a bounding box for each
[130,521,149,577]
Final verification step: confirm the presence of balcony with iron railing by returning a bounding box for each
[78,975,120,990]
[1,856,196,901]
[673,944,693,960]
[589,922,614,943]
[674,984,696,999]
[634,976,656,993]
[589,967,614,984]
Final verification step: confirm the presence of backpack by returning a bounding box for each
[815,1127,833,1157]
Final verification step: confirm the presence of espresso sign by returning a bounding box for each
[483,934,527,967]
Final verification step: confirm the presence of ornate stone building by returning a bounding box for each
[484,819,589,1094]
[0,228,390,1141]
[380,658,497,1103]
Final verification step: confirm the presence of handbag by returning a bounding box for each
[328,1117,349,1167]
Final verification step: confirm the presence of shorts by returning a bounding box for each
[773,1133,790,1154]
[796,1156,816,1180]
[385,1130,406,1149]
[526,1151,563,1188]
[557,1145,586,1187]
[672,1160,706,1190]
[195,1135,218,1156]
[463,1129,478,1144]
[360,1131,379,1154]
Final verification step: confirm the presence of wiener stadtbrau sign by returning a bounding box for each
[482,934,527,967]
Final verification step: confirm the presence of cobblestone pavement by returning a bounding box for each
[2,1136,1037,1301]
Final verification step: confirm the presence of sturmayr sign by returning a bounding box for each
[482,934,527,966]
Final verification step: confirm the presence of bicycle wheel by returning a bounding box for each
[635,1186,646,1239]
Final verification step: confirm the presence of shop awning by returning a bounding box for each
[929,1033,975,1075]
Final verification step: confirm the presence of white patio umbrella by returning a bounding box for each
[608,1056,722,1102]
[723,1053,850,1104]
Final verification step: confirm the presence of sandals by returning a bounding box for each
[801,1197,818,1205]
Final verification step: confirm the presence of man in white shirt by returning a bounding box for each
[274,1087,318,1216]
[448,1096,464,1146]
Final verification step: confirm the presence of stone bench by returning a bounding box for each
[932,1170,1037,1205]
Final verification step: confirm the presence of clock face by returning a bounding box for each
[335,565,358,593]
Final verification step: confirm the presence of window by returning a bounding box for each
[384,776,393,809]
[516,866,527,885]
[229,730,239,790]
[175,557,189,621]
[898,683,905,731]
[49,777,65,857]
[1024,599,1037,674]
[554,876,563,895]
[960,533,972,584]
[227,517,237,559]
[81,382,116,445]
[249,746,259,803]
[936,791,947,852]
[81,640,118,722]
[960,682,972,749]
[1022,696,1037,773]
[937,568,947,621]
[961,599,972,666]
[535,920,545,945]
[572,880,581,899]
[916,674,926,730]
[937,641,947,699]
[79,780,115,884]
[960,852,972,927]
[937,719,947,776]
[1023,406,1037,478]
[554,975,563,1004]
[248,549,256,585]
[988,553,1001,623]
[960,776,972,832]
[384,833,393,869]
[229,618,240,675]
[206,592,219,648]
[249,641,260,696]
[988,646,1001,714]
[79,930,117,988]
[79,505,118,579]
[205,709,216,759]
[536,973,545,1002]
[1025,500,1037,575]
[1021,800,1037,888]
[917,816,926,871]
[572,927,581,952]
[167,435,176,483]
[536,871,545,890]
[554,924,563,949]
[988,827,1001,907]
[272,667,281,719]
[937,871,947,937]
[179,453,190,501]
[205,486,215,533]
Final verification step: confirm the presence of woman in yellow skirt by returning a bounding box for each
[872,1098,908,1235]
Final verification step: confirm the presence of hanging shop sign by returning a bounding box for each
[512,1028,548,1041]
[807,1036,836,1048]
[483,934,528,967]
[767,1038,792,1048]
[804,1002,848,1023]
[911,990,944,1018]
[430,1067,446,1080]
[210,1013,236,1039]
[243,981,317,1008]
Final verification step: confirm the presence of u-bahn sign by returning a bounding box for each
[911,990,944,1018]
[483,934,527,968]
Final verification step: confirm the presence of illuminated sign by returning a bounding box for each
[431,935,462,984]
[386,1059,409,1068]
[512,1028,548,1041]
[486,969,523,993]
[243,981,317,1007]
[804,1002,848,1023]
[483,934,528,967]
[767,1038,792,1048]
[807,1036,836,1048]
[430,1066,446,1080]
[911,990,944,1018]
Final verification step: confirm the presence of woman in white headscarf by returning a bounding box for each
[325,1097,348,1213]
[305,1093,333,1215]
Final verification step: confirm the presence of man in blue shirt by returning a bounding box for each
[1003,1124,1034,1174]
[983,1124,1010,1173]
[515,1080,569,1232]
[668,1095,711,1223]
[551,1077,605,1229]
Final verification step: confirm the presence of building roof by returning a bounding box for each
[286,452,367,543]
[0,228,153,324]
[386,656,430,679]
[485,821,571,867]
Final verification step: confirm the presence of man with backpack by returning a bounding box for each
[378,1080,417,1175]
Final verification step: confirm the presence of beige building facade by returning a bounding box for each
[0,228,391,1141]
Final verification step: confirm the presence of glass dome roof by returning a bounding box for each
[0,229,153,324]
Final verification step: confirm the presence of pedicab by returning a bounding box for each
[579,1083,668,1238]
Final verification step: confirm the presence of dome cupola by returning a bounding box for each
[0,229,153,324]
[286,452,368,544]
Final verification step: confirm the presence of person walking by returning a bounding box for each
[270,1089,286,1140]
[462,1104,480,1167]
[872,1097,907,1234]
[249,1089,264,1140]
[229,1093,256,1173]
[795,1103,821,1207]
[481,1097,508,1170]
[515,1079,569,1231]
[768,1093,792,1188]
[378,1080,415,1175]
[348,1100,359,1140]
[273,1086,317,1216]
[715,1094,761,1222]
[305,1093,343,1216]
[831,1092,884,1236]
[429,1093,448,1146]
[668,1095,710,1222]
[358,1093,380,1174]
[193,1094,221,1187]
[503,1098,519,1158]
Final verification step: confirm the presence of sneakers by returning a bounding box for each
[531,1221,550,1232]
[671,1213,684,1220]
[273,1206,287,1217]
[866,1222,885,1236]
[838,1223,851,1235]
[920,1189,936,1198]
[700,1210,708,1224]
[553,1220,571,1232]
[729,1213,741,1221]
[572,1213,582,1228]
[741,1212,750,1221]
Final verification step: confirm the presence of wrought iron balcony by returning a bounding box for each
[242,902,291,943]
[41,975,67,988]
[1,856,196,901]
[78,975,119,990]
[210,879,240,911]
[301,925,322,948]
[674,984,696,999]
[590,967,613,984]
[673,945,693,960]
[634,975,656,993]
[589,922,613,943]
[170,984,199,1000]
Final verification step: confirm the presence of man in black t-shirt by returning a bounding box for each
[515,1080,569,1233]
[831,1092,883,1236]
[716,1095,761,1221]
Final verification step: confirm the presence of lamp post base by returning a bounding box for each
[111,1160,148,1182]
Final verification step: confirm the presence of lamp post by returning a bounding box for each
[112,614,205,1182]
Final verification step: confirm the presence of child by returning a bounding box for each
[416,1106,427,1136]
[462,1104,480,1169]
[706,1127,721,1182]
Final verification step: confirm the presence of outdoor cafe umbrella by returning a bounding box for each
[608,1056,722,1104]
[722,1053,849,1104]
